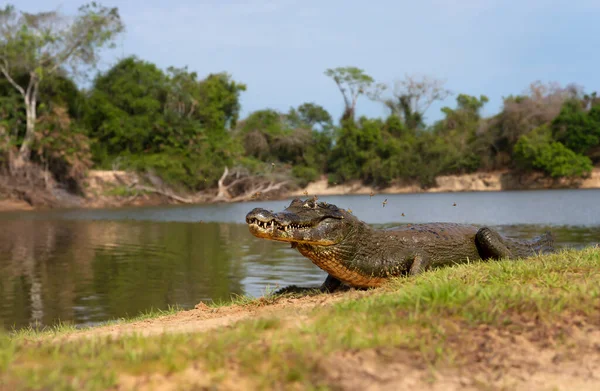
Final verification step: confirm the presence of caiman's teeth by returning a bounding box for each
[250,219,313,231]
[252,219,274,229]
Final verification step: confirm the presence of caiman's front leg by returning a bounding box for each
[320,274,344,292]
[270,274,348,296]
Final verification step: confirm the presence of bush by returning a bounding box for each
[291,165,319,187]
[552,99,600,154]
[120,135,240,191]
[513,125,593,178]
[33,106,93,193]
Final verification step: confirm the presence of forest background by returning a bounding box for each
[1,3,599,207]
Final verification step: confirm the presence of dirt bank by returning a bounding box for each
[1,167,600,212]
[0,198,33,212]
[54,287,600,391]
[64,290,360,341]
[290,167,600,196]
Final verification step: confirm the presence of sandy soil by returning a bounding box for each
[0,198,33,211]
[321,321,600,391]
[53,288,600,391]
[64,291,358,341]
[290,167,600,197]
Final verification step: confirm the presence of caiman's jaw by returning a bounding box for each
[246,215,335,245]
[245,198,354,246]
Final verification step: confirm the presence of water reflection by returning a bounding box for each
[0,220,325,330]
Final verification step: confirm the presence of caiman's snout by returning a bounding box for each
[245,208,312,231]
[245,199,350,246]
[245,208,274,225]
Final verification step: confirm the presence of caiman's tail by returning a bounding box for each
[531,231,556,255]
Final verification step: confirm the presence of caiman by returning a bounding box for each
[245,198,556,293]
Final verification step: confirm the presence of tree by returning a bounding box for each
[477,81,578,169]
[381,74,452,130]
[328,116,385,183]
[552,98,600,154]
[285,103,334,182]
[287,102,333,131]
[85,56,169,161]
[165,67,246,132]
[324,66,385,121]
[425,94,490,175]
[0,3,123,168]
[85,57,248,190]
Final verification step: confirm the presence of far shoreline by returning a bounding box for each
[1,167,599,213]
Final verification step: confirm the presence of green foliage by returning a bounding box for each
[38,72,88,120]
[234,104,333,186]
[324,67,376,94]
[32,106,93,192]
[287,102,333,130]
[0,70,88,144]
[514,124,593,178]
[2,9,599,199]
[328,117,381,183]
[165,67,246,131]
[0,2,124,164]
[328,94,486,188]
[421,94,488,176]
[0,73,24,141]
[552,99,600,154]
[0,3,124,77]
[83,56,245,189]
[122,135,241,191]
[291,165,319,186]
[85,56,169,159]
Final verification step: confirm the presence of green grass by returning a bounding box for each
[8,306,184,342]
[8,321,81,341]
[1,247,599,390]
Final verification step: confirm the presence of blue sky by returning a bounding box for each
[17,0,600,124]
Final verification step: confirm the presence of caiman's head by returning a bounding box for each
[245,198,359,246]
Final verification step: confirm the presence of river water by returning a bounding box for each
[0,189,599,330]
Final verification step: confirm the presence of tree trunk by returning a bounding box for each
[341,107,355,122]
[13,109,34,166]
[13,76,39,169]
[214,166,231,201]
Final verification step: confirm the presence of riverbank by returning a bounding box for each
[1,167,600,212]
[2,247,599,390]
[289,167,600,196]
